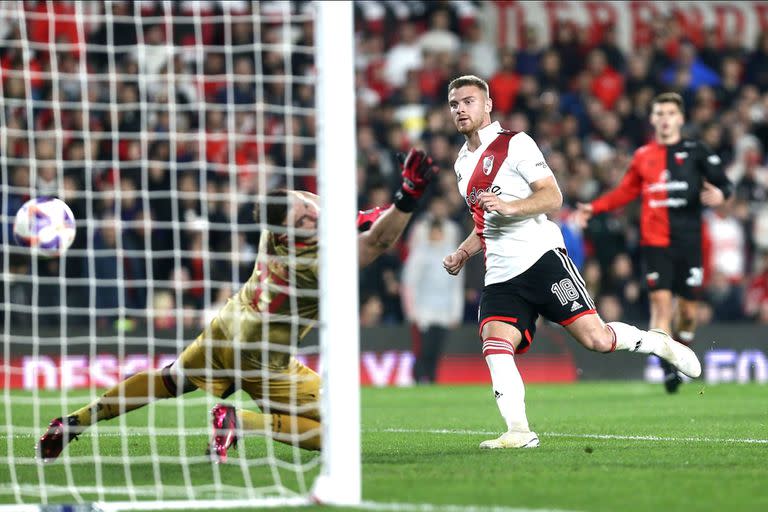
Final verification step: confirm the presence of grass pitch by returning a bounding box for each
[1,382,767,511]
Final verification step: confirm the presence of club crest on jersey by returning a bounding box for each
[674,151,688,165]
[482,155,494,175]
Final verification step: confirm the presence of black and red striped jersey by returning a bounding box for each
[590,139,733,248]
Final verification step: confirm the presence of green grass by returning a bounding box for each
[1,383,767,511]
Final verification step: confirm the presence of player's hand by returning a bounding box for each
[398,148,440,199]
[477,191,513,215]
[573,202,594,228]
[357,205,388,232]
[443,249,469,276]
[700,181,725,207]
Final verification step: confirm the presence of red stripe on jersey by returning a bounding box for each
[251,261,291,314]
[465,130,517,262]
[640,143,670,246]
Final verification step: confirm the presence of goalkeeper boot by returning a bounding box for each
[479,430,539,449]
[659,358,683,394]
[648,329,701,379]
[209,403,238,463]
[36,416,82,462]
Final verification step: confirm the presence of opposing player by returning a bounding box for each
[442,75,701,449]
[574,92,732,393]
[37,148,438,462]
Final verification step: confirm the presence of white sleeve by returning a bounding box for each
[509,132,553,184]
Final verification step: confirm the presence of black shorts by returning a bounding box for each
[478,248,597,354]
[642,246,703,300]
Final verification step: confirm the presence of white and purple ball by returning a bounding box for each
[13,197,76,257]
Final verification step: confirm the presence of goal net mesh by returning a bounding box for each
[1,0,338,507]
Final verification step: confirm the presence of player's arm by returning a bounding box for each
[476,132,562,217]
[477,175,562,217]
[443,229,483,276]
[358,148,438,268]
[574,158,642,228]
[698,142,733,207]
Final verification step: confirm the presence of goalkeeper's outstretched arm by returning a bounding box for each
[358,148,439,268]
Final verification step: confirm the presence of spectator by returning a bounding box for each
[419,8,460,55]
[488,49,522,115]
[704,201,746,285]
[384,22,423,89]
[746,32,768,92]
[463,20,498,79]
[744,252,768,319]
[587,49,624,110]
[662,40,721,91]
[402,218,464,383]
[516,25,543,76]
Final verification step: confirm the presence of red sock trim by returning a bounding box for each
[606,325,617,353]
[482,337,515,357]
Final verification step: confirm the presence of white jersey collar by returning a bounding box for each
[459,120,502,157]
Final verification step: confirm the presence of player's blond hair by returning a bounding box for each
[447,75,489,98]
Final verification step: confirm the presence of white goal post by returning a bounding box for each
[0,0,359,509]
[312,0,361,506]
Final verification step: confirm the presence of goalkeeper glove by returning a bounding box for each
[394,148,440,212]
[357,205,388,232]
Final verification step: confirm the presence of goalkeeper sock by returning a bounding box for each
[607,322,665,354]
[71,370,173,425]
[237,409,322,451]
[483,339,530,432]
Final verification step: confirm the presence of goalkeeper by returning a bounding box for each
[37,149,439,462]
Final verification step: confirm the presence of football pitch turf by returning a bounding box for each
[1,382,767,511]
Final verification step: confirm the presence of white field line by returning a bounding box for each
[350,502,579,512]
[3,426,768,444]
[375,428,768,445]
[0,498,579,512]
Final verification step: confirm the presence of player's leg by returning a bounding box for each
[644,247,683,392]
[674,298,698,345]
[649,289,675,334]
[36,362,197,462]
[411,325,427,383]
[477,319,539,449]
[423,325,447,383]
[564,313,696,375]
[475,276,540,449]
[210,358,322,462]
[649,289,684,392]
[543,248,700,376]
[37,318,231,461]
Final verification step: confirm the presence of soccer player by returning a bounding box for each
[441,75,701,450]
[36,148,439,462]
[574,92,732,393]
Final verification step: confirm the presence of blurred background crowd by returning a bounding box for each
[2,0,768,333]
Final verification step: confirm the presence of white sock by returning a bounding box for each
[482,338,530,432]
[606,322,664,355]
[677,330,695,344]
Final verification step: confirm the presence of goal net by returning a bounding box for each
[0,0,358,509]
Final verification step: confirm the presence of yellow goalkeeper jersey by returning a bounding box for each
[215,229,319,370]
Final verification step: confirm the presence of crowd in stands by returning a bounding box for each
[2,1,768,332]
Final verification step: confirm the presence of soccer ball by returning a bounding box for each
[13,197,77,257]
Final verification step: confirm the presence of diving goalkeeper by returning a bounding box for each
[37,148,438,462]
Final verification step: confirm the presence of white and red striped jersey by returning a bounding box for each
[455,121,565,285]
